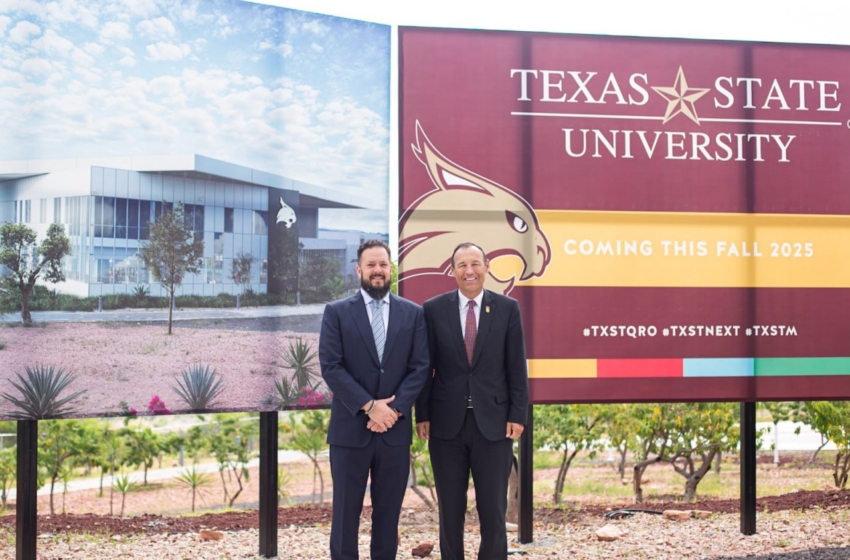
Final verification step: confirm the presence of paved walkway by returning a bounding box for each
[8,303,325,324]
[7,449,311,500]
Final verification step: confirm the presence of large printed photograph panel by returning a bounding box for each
[0,0,390,420]
[398,27,850,402]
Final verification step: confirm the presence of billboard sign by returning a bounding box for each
[0,0,390,420]
[398,27,850,403]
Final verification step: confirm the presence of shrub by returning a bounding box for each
[172,365,225,411]
[0,364,86,419]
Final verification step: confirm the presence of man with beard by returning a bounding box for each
[319,239,430,560]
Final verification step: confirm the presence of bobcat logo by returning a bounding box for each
[276,198,296,228]
[399,121,551,295]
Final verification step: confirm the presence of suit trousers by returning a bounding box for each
[430,409,513,560]
[329,436,410,560]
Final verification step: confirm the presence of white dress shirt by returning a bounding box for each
[362,288,390,327]
[458,290,483,337]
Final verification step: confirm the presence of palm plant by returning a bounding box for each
[112,473,137,517]
[281,338,318,391]
[175,466,213,512]
[0,364,86,419]
[172,364,225,411]
[277,466,292,506]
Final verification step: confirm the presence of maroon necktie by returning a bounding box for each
[464,300,477,365]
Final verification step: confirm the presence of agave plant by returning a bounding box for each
[172,364,224,411]
[281,337,319,391]
[0,364,86,419]
[274,376,300,409]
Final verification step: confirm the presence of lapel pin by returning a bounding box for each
[485,306,490,313]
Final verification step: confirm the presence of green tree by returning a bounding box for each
[268,227,301,298]
[299,255,343,303]
[0,447,15,510]
[207,414,257,507]
[604,403,636,479]
[805,401,850,488]
[409,429,436,510]
[120,424,161,485]
[39,419,81,515]
[291,409,330,504]
[138,202,204,334]
[534,404,611,505]
[0,222,71,325]
[630,403,741,502]
[230,251,255,293]
[760,402,806,465]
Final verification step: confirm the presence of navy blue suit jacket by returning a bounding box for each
[320,292,430,448]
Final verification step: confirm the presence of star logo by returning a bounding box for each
[651,66,710,125]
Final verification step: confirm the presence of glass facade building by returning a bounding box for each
[0,155,362,297]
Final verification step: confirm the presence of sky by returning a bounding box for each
[3,0,848,237]
[0,0,390,232]
[257,0,850,245]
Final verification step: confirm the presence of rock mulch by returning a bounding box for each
[3,502,850,559]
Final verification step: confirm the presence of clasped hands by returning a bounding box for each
[364,395,401,433]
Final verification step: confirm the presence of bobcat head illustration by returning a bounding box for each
[276,197,296,229]
[399,121,551,295]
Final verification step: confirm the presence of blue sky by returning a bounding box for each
[0,0,390,232]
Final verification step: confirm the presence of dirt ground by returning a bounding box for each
[4,454,850,537]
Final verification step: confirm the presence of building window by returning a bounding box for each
[39,199,47,223]
[53,198,61,224]
[224,207,234,233]
[253,210,268,235]
[140,200,151,240]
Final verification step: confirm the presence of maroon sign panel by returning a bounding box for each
[397,26,850,403]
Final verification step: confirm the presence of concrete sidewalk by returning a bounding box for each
[8,449,310,500]
[7,303,325,324]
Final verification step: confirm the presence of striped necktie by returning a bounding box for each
[464,300,477,365]
[370,299,385,362]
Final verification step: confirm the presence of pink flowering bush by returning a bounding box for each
[147,395,171,415]
[297,387,331,407]
[118,400,138,416]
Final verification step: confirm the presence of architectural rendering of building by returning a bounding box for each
[0,154,365,298]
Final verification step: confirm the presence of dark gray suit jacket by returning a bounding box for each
[415,289,528,442]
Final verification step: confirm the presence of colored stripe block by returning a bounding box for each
[755,357,850,376]
[683,358,754,377]
[528,359,597,379]
[597,359,682,378]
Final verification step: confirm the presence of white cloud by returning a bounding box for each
[179,107,216,135]
[0,16,12,35]
[42,0,99,29]
[310,42,323,53]
[301,20,330,36]
[19,57,54,76]
[182,68,231,98]
[82,41,104,57]
[117,0,158,19]
[100,21,131,44]
[138,17,177,40]
[259,40,293,57]
[9,21,41,44]
[146,41,191,61]
[147,75,182,97]
[0,67,24,84]
[119,55,136,67]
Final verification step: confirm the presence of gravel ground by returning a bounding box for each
[6,507,850,559]
[0,317,323,418]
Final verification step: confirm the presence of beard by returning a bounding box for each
[361,272,390,300]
